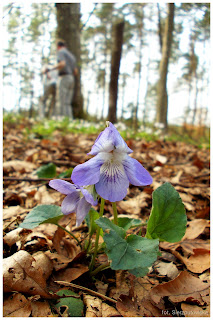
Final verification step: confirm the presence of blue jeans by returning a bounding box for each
[59,74,75,118]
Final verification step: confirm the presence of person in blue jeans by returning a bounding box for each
[41,65,58,117]
[43,40,78,118]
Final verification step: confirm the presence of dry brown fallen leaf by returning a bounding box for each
[33,251,53,280]
[95,279,108,296]
[3,206,27,221]
[134,275,159,300]
[83,294,120,317]
[52,227,81,261]
[3,250,52,298]
[154,261,179,279]
[3,160,36,173]
[117,293,165,317]
[160,238,210,256]
[3,228,32,247]
[175,248,210,273]
[45,251,75,271]
[160,237,210,274]
[109,270,131,300]
[54,264,89,282]
[182,219,210,240]
[181,302,210,317]
[102,302,121,317]
[83,294,102,317]
[3,293,32,317]
[150,270,210,309]
[116,294,143,317]
[22,230,52,252]
[116,275,162,317]
[31,300,53,317]
[118,192,149,215]
[34,185,58,204]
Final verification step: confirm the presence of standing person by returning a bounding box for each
[44,40,78,118]
[41,64,58,118]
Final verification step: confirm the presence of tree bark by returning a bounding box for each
[156,3,175,132]
[55,3,84,118]
[108,21,125,123]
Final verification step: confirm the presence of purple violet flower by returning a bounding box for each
[49,179,98,226]
[71,122,153,202]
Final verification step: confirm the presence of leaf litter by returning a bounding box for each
[3,120,210,316]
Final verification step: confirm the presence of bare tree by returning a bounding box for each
[156,3,175,132]
[55,3,84,118]
[108,21,125,123]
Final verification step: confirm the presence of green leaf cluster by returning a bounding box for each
[96,217,159,277]
[95,182,186,277]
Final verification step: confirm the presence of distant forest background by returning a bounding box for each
[2,3,210,133]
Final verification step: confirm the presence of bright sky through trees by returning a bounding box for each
[2,2,210,126]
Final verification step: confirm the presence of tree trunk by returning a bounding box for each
[134,12,144,131]
[157,3,163,52]
[192,70,198,125]
[156,3,175,132]
[55,3,84,119]
[108,21,125,123]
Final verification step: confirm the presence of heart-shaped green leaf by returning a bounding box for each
[95,216,126,239]
[96,217,159,275]
[54,289,84,317]
[58,168,73,178]
[146,182,187,242]
[19,205,63,229]
[116,217,142,231]
[36,163,56,178]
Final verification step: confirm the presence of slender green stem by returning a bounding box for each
[56,223,82,249]
[112,202,118,225]
[90,262,110,277]
[89,197,105,272]
[85,234,92,252]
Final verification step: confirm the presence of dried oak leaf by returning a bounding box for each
[3,250,52,298]
[3,293,32,317]
[181,302,210,317]
[150,270,210,308]
[117,192,149,215]
[175,248,210,273]
[54,264,88,282]
[160,237,210,274]
[34,185,58,205]
[32,251,53,280]
[45,251,75,271]
[182,219,210,240]
[23,231,52,253]
[3,205,27,221]
[3,160,36,173]
[109,270,131,300]
[154,261,179,279]
[95,280,108,296]
[102,302,121,317]
[3,228,32,247]
[116,276,162,317]
[31,301,53,317]
[116,293,163,317]
[83,294,102,317]
[160,239,210,256]
[116,294,143,317]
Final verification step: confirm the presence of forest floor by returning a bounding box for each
[3,118,210,317]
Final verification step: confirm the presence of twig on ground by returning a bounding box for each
[55,280,117,304]
[3,177,70,182]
